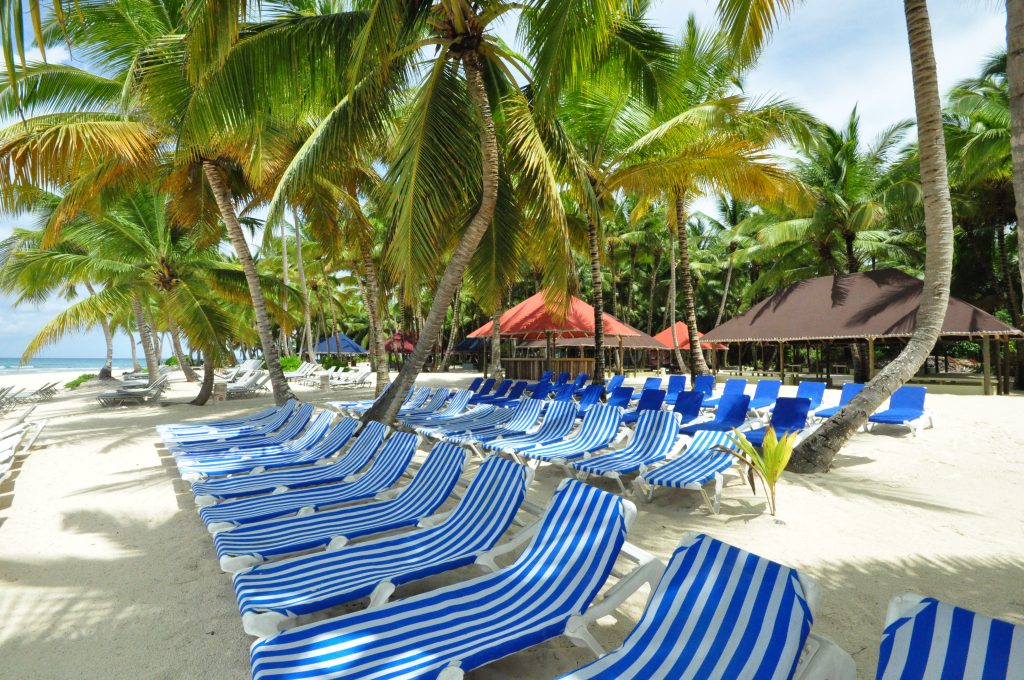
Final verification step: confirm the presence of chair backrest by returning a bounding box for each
[794,381,827,409]
[272,403,315,441]
[571,374,589,390]
[569,533,813,679]
[837,382,865,405]
[635,389,666,413]
[442,455,529,536]
[693,375,716,396]
[752,379,781,401]
[768,397,811,431]
[628,410,681,455]
[393,442,469,513]
[876,594,1023,680]
[722,378,747,395]
[642,377,662,392]
[467,377,483,393]
[503,398,546,432]
[476,378,496,396]
[605,374,625,394]
[419,388,452,412]
[714,394,751,426]
[534,400,580,439]
[308,418,359,456]
[551,384,576,402]
[573,403,623,448]
[606,386,634,409]
[404,386,431,409]
[688,429,740,456]
[539,370,554,382]
[499,381,528,402]
[353,431,419,490]
[666,375,687,396]
[437,389,472,415]
[577,385,604,413]
[332,421,389,475]
[672,391,704,421]
[527,380,552,397]
[487,379,513,399]
[889,385,926,412]
[555,372,571,385]
[287,411,335,448]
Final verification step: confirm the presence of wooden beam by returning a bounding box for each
[867,337,876,379]
[982,335,992,396]
[779,341,785,381]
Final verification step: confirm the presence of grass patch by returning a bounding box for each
[64,373,97,390]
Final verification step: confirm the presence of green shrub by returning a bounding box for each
[164,356,179,366]
[65,373,97,390]
[279,355,302,372]
[319,355,351,370]
[718,428,797,516]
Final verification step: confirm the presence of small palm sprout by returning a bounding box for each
[716,427,797,516]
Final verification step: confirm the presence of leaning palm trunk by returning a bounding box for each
[126,328,141,372]
[489,311,503,381]
[363,52,501,424]
[132,296,160,385]
[191,351,215,405]
[675,194,711,377]
[279,216,291,356]
[646,246,662,334]
[169,322,198,382]
[440,286,462,371]
[715,248,735,327]
[84,283,114,379]
[667,221,687,373]
[790,0,955,472]
[359,239,390,396]
[587,215,607,384]
[1009,0,1024,318]
[202,162,295,405]
[294,211,316,364]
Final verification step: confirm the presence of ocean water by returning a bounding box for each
[0,357,137,376]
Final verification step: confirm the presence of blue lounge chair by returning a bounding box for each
[415,405,511,439]
[570,374,590,392]
[482,399,579,453]
[191,421,384,504]
[634,430,741,512]
[748,379,782,411]
[247,481,632,679]
[233,455,532,637]
[793,380,827,410]
[576,384,604,417]
[561,533,818,680]
[693,374,716,396]
[399,389,474,426]
[478,380,526,405]
[159,400,297,443]
[555,372,571,385]
[814,382,864,419]
[444,398,545,447]
[606,386,634,409]
[680,394,750,436]
[743,397,811,447]
[470,379,510,404]
[702,378,747,409]
[572,410,682,492]
[873,593,1023,679]
[524,379,553,399]
[551,383,577,401]
[467,377,484,393]
[216,442,469,572]
[331,384,414,416]
[661,375,687,405]
[631,377,662,401]
[621,389,665,425]
[868,386,932,435]
[174,407,328,462]
[599,374,625,397]
[168,403,314,454]
[399,388,451,417]
[671,390,704,425]
[539,370,555,382]
[200,432,419,531]
[520,403,623,467]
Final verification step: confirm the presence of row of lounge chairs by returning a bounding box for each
[97,375,169,407]
[158,396,1017,679]
[0,414,46,484]
[0,382,60,411]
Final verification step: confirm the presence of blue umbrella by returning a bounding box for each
[314,333,367,354]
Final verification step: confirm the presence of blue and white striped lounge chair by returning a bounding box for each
[572,410,682,493]
[177,413,341,481]
[470,379,509,403]
[569,373,590,392]
[482,400,579,454]
[520,403,623,468]
[216,442,469,572]
[634,430,741,512]
[158,400,295,441]
[743,397,812,447]
[168,404,315,455]
[200,432,420,532]
[247,480,634,679]
[561,532,820,680]
[175,410,334,465]
[748,379,782,412]
[331,384,419,417]
[868,386,932,436]
[813,382,864,420]
[191,420,381,504]
[693,374,716,397]
[160,400,299,446]
[399,389,473,427]
[621,388,665,425]
[469,377,489,394]
[680,394,750,436]
[576,384,604,417]
[873,593,1023,679]
[233,455,533,637]
[474,380,523,404]
[444,398,545,447]
[413,404,504,438]
[399,388,451,417]
[702,378,747,409]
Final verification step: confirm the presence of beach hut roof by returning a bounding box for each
[702,269,1021,343]
[314,333,367,354]
[653,322,728,350]
[385,332,417,353]
[468,292,643,339]
[454,337,487,352]
[520,331,669,350]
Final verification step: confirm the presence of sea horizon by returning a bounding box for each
[0,357,138,375]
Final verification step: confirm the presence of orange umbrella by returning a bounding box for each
[653,322,728,351]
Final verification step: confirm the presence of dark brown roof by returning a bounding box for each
[702,269,1020,343]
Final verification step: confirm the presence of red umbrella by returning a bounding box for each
[653,322,728,351]
[468,292,642,339]
[384,332,417,353]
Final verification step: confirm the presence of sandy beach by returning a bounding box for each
[1,369,1022,679]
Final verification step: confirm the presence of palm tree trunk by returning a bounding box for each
[293,209,317,364]
[363,51,501,423]
[844,231,859,273]
[667,220,687,373]
[280,216,290,355]
[84,282,114,379]
[1008,0,1024,321]
[191,350,215,405]
[441,286,462,371]
[791,0,955,472]
[358,238,390,395]
[646,246,662,335]
[169,321,198,382]
[608,241,618,318]
[587,214,607,384]
[489,310,503,381]
[127,327,140,372]
[675,193,711,377]
[202,161,295,405]
[626,244,638,321]
[132,296,160,384]
[715,249,735,327]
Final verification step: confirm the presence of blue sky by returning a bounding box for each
[0,0,1007,359]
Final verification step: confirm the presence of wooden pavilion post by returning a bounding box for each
[982,335,992,395]
[778,341,785,382]
[1003,335,1012,394]
[867,337,876,379]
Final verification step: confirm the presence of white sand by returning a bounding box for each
[1,369,1022,679]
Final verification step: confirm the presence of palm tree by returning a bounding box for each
[716,0,956,470]
[1007,0,1024,315]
